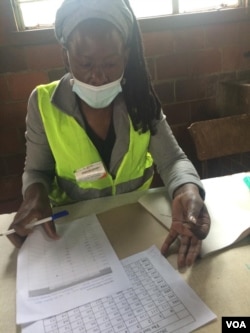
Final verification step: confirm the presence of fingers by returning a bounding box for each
[173,201,210,240]
[7,211,60,248]
[187,206,211,240]
[43,221,60,240]
[177,236,201,269]
[7,221,60,248]
[161,187,209,269]
[172,187,211,241]
[7,217,33,248]
[177,235,189,269]
[189,222,210,240]
[161,228,178,255]
[7,212,36,247]
[7,233,27,249]
[185,237,201,266]
[161,229,202,270]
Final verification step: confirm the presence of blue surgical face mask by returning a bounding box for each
[71,75,123,109]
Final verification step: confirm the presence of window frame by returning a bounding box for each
[8,0,250,46]
[12,0,247,29]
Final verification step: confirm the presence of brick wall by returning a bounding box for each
[1,0,250,212]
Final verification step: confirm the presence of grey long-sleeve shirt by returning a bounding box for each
[23,74,204,201]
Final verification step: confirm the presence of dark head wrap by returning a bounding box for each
[55,0,134,45]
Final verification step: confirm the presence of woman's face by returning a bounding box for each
[65,19,129,86]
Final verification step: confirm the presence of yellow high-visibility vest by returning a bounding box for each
[37,81,154,205]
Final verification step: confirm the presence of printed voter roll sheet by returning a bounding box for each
[16,215,131,325]
[22,246,216,333]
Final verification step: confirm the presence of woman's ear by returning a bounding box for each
[62,47,71,73]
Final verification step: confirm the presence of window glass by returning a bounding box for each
[179,0,239,13]
[129,0,172,18]
[18,0,63,28]
[14,0,241,29]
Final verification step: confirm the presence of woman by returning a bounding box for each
[8,0,210,269]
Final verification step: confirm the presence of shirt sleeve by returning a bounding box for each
[22,89,55,196]
[149,112,205,200]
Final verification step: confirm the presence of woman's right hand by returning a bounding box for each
[7,183,59,248]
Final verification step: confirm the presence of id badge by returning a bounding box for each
[74,161,107,182]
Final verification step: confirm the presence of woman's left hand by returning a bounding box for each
[161,183,211,270]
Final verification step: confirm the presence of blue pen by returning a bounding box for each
[0,210,69,236]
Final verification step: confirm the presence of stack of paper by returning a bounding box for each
[16,215,216,333]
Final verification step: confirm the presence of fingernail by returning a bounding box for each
[189,215,197,224]
[178,266,187,273]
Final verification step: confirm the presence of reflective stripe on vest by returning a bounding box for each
[37,81,154,205]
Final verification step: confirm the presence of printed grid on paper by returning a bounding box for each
[42,257,195,333]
